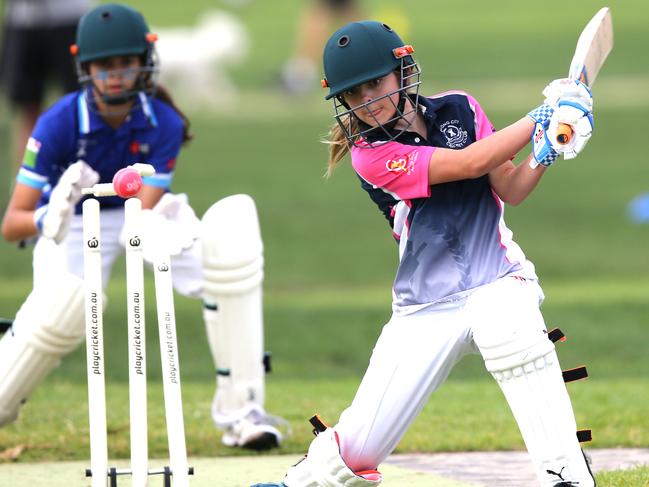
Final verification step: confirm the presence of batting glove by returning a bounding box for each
[543,78,593,113]
[542,78,594,160]
[546,103,594,160]
[527,104,558,168]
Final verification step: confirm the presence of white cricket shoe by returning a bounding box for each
[221,415,283,450]
[215,403,286,451]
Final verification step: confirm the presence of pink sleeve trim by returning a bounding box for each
[351,142,434,200]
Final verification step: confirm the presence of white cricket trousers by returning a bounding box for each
[335,276,546,472]
[32,208,203,297]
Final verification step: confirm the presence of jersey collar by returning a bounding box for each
[77,90,158,135]
[360,94,437,145]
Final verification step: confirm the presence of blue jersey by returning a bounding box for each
[17,90,185,213]
[351,92,537,315]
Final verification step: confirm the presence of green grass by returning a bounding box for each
[598,466,649,487]
[2,1,649,485]
[3,376,649,461]
[1,456,471,487]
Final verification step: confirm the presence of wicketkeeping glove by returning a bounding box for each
[119,193,201,263]
[34,160,99,243]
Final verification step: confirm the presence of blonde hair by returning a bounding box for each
[323,114,357,178]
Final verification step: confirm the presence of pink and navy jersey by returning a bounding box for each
[351,91,537,315]
[17,89,184,213]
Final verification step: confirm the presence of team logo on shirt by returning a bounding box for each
[129,140,150,155]
[23,137,41,168]
[440,120,468,148]
[386,150,419,174]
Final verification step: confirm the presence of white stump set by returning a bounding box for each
[81,164,192,486]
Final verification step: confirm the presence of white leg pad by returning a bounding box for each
[480,332,595,487]
[0,273,85,426]
[284,429,382,487]
[201,194,266,426]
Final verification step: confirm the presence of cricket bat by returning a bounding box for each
[555,7,614,146]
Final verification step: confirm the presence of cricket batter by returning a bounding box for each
[253,21,596,486]
[0,3,283,451]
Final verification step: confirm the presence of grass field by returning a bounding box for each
[1,1,649,485]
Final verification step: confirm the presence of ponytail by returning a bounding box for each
[154,84,193,144]
[323,114,357,178]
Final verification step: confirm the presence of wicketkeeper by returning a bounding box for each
[0,3,284,451]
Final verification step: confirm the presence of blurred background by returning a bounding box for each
[0,0,648,464]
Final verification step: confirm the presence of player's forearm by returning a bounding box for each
[490,154,546,206]
[460,117,534,178]
[138,184,166,210]
[1,209,39,242]
[428,117,535,184]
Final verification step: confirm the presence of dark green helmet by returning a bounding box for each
[74,3,152,63]
[71,3,158,107]
[322,21,412,100]
[322,20,421,148]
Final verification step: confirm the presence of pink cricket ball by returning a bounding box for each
[113,167,143,198]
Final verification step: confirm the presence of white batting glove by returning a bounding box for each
[35,161,99,243]
[542,78,593,112]
[120,193,201,262]
[546,104,594,160]
[542,78,594,159]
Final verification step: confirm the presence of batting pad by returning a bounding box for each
[480,333,595,487]
[0,273,85,426]
[201,194,266,426]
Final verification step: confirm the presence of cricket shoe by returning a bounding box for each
[220,408,286,451]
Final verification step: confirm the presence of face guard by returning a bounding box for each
[332,55,421,148]
[76,48,160,108]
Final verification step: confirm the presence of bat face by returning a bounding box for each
[568,7,614,87]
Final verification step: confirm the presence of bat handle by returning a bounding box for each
[556,123,573,145]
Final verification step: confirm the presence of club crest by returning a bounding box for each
[440,120,468,148]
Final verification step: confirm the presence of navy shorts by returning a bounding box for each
[0,23,80,107]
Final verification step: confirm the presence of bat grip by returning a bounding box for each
[556,123,573,145]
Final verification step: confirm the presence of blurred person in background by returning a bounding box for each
[280,0,363,95]
[254,20,597,487]
[0,0,93,183]
[0,2,285,452]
